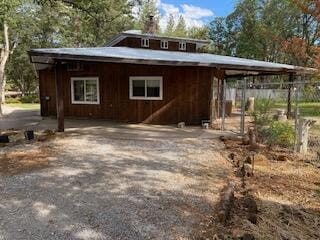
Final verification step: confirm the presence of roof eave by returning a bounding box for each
[29,51,310,75]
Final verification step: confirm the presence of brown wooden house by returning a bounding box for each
[29,30,312,132]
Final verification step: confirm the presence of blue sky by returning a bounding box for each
[155,0,236,29]
[162,0,236,17]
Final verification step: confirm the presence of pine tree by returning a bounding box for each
[174,15,187,37]
[136,0,160,33]
[165,14,175,36]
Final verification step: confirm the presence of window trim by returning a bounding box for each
[71,77,100,105]
[129,76,163,101]
[179,41,186,51]
[141,38,150,48]
[160,40,168,49]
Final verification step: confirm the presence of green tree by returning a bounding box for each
[0,0,22,113]
[164,14,175,36]
[135,0,160,33]
[174,15,187,37]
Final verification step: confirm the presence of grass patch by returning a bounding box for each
[5,103,40,109]
[274,101,320,117]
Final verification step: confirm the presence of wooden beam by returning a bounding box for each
[210,69,225,128]
[55,61,64,132]
[287,73,294,119]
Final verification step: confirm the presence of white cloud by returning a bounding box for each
[132,1,214,31]
[159,1,214,30]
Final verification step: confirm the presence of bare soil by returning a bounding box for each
[197,137,320,240]
[0,147,53,175]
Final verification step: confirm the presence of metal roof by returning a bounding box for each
[29,46,315,75]
[105,30,211,47]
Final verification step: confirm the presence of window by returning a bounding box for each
[67,62,84,71]
[141,38,149,48]
[179,41,186,51]
[160,40,168,49]
[71,77,100,104]
[129,77,163,100]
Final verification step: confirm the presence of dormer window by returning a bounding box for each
[179,41,186,51]
[141,38,149,48]
[160,40,168,49]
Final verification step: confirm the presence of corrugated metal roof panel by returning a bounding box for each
[29,47,314,74]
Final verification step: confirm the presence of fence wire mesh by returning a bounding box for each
[218,77,320,155]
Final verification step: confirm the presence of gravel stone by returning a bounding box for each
[0,128,231,240]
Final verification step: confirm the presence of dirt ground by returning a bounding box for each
[197,134,320,240]
[0,127,232,240]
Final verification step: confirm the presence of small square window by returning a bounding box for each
[179,41,186,51]
[141,38,149,48]
[161,40,168,49]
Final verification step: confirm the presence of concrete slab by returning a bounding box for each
[0,105,235,140]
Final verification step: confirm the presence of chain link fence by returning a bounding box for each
[217,77,320,155]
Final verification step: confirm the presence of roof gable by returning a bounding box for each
[106,30,210,47]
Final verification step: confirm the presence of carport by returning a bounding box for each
[29,47,315,132]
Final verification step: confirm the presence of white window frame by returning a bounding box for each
[141,38,150,48]
[160,40,168,49]
[129,76,163,101]
[179,41,186,51]
[71,77,100,105]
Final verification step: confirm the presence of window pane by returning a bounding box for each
[85,80,98,102]
[147,80,160,97]
[132,80,146,97]
[73,80,85,101]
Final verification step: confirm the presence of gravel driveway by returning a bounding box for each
[0,128,231,240]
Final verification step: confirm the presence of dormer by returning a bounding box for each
[106,30,210,53]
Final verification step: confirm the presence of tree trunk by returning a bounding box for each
[0,22,10,115]
[2,73,6,103]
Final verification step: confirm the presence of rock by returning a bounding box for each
[244,196,258,214]
[236,165,245,178]
[245,156,252,164]
[218,182,235,223]
[177,122,185,128]
[242,135,250,145]
[228,153,236,160]
[247,212,257,224]
[244,163,253,177]
[241,233,255,240]
[277,155,288,162]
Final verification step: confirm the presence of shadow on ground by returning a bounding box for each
[0,130,232,240]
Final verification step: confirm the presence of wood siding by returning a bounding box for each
[39,62,222,124]
[115,37,197,52]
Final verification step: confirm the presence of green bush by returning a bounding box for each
[251,99,275,126]
[20,95,40,103]
[5,97,21,104]
[262,121,295,148]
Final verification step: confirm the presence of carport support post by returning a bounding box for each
[287,73,294,119]
[55,61,64,132]
[240,78,247,136]
[210,69,224,128]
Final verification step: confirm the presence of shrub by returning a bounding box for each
[20,95,40,103]
[262,121,295,148]
[251,99,275,126]
[5,97,21,104]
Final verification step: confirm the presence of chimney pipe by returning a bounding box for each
[144,15,157,34]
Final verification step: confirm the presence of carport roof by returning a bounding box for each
[29,46,316,76]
